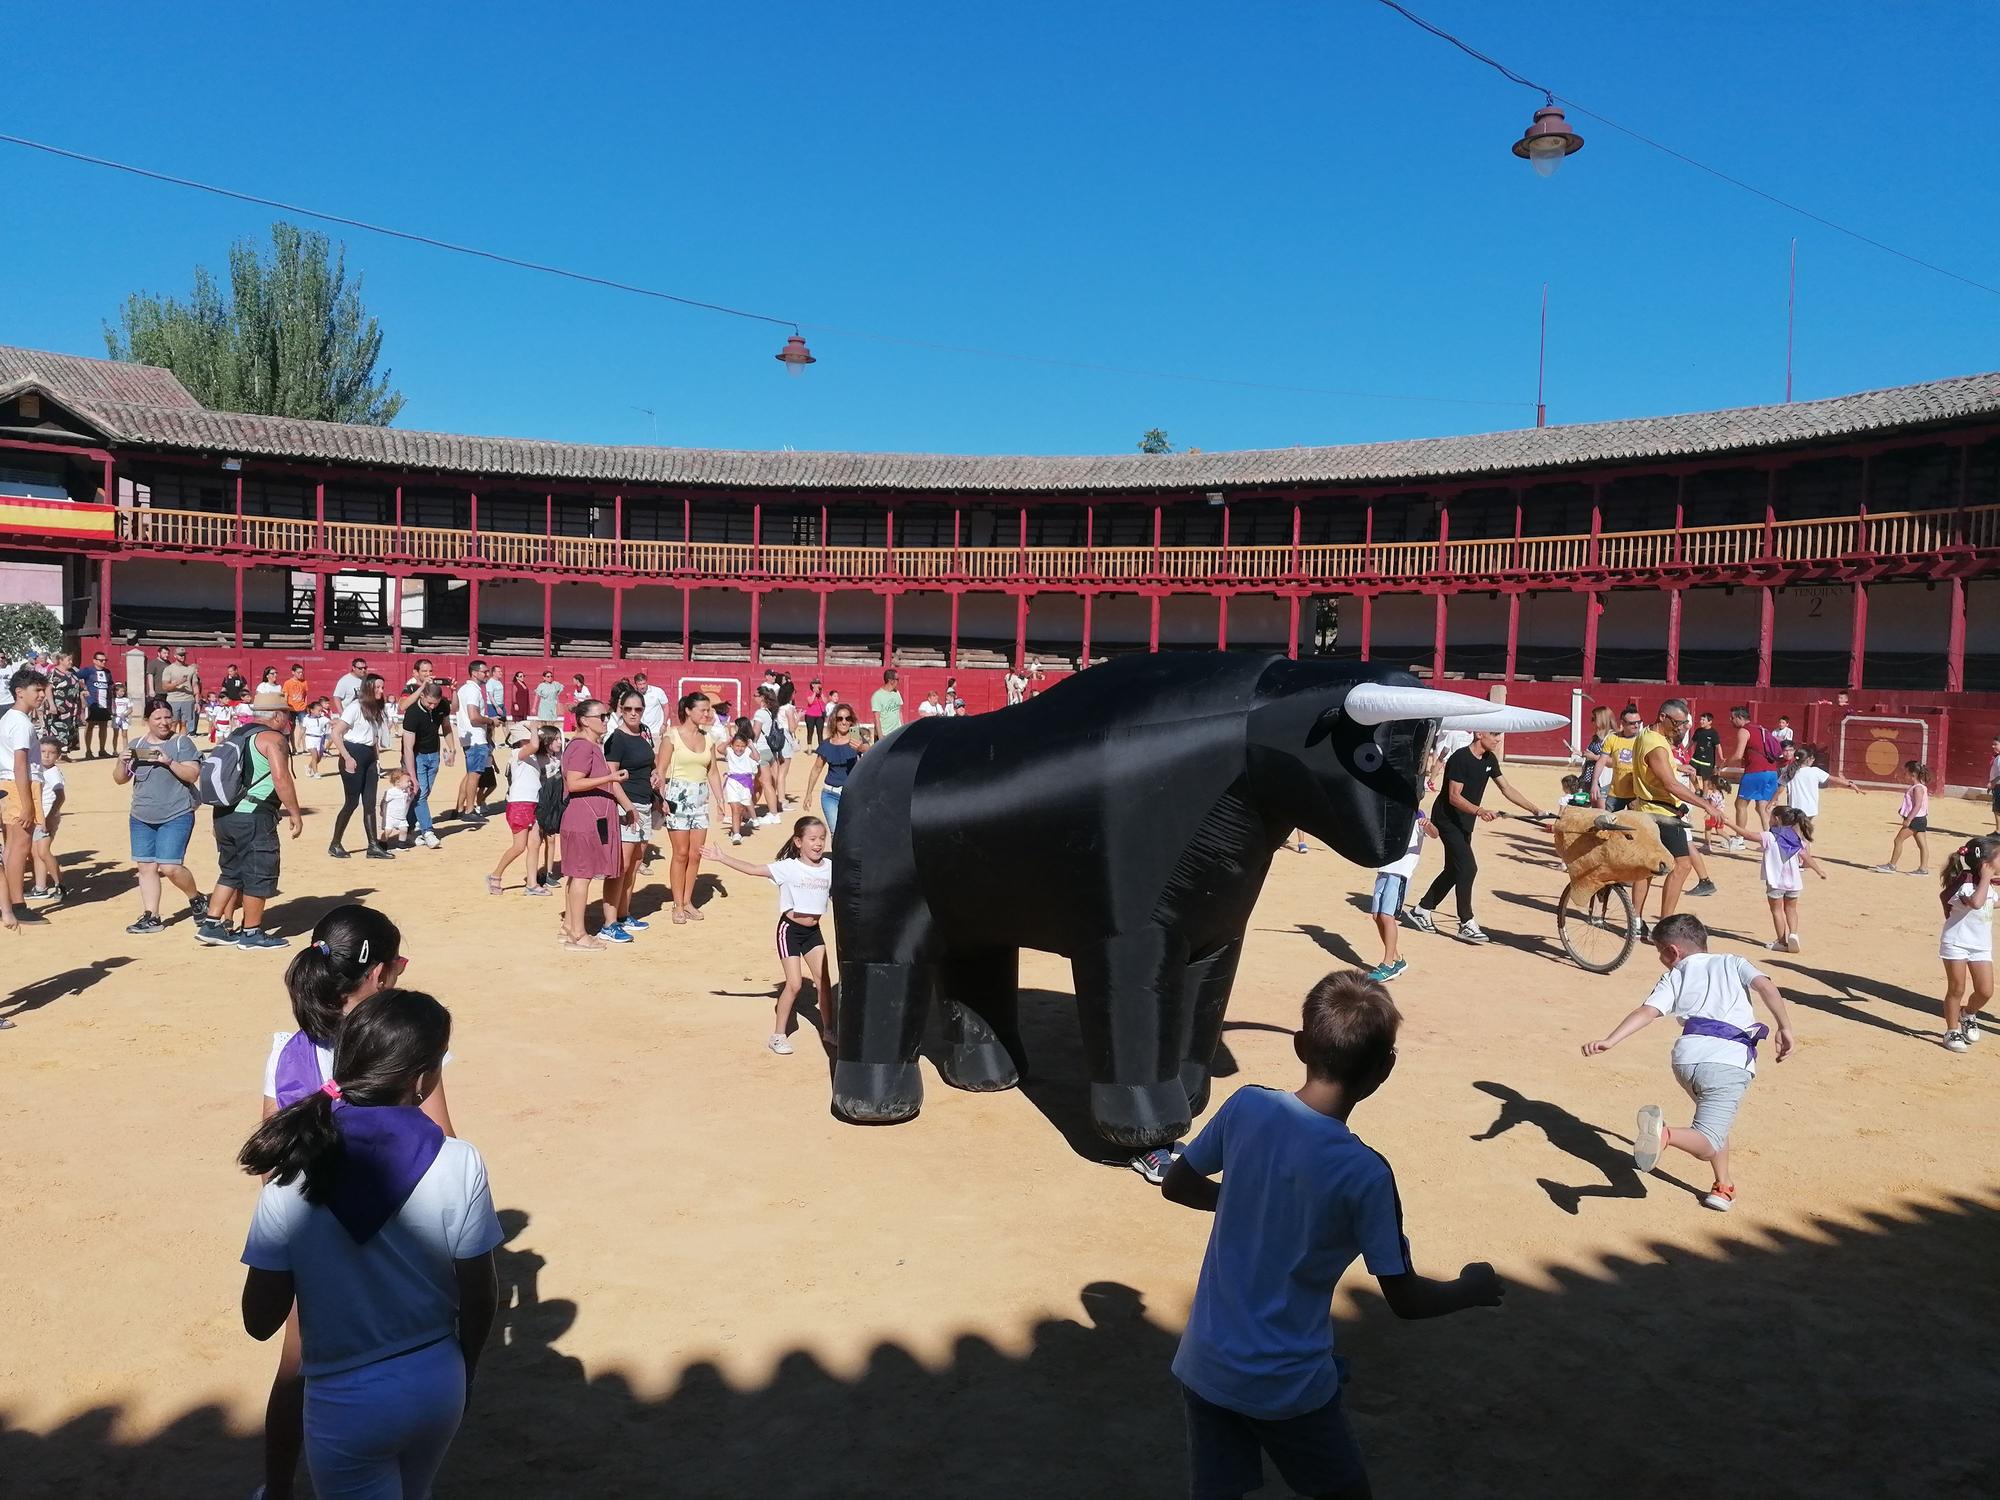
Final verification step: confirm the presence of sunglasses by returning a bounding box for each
[580,710,608,721]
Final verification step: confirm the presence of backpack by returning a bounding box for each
[534,762,568,836]
[197,724,265,809]
[764,713,787,757]
[1756,725,1785,763]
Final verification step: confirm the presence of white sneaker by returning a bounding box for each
[1944,1029,1969,1053]
[767,1033,794,1055]
[1964,1014,1983,1044]
[1700,1187,1736,1213]
[420,831,441,849]
[1405,906,1437,934]
[729,833,742,845]
[1726,837,1747,852]
[1784,932,1800,952]
[1456,920,1491,945]
[1633,1105,1665,1172]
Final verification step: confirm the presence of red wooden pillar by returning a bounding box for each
[1672,475,1685,563]
[390,573,402,658]
[234,473,245,546]
[1082,591,1095,666]
[315,480,326,552]
[948,591,960,670]
[1756,586,1775,689]
[817,589,828,666]
[1289,501,1302,579]
[1666,588,1683,684]
[1014,593,1028,665]
[233,567,245,651]
[542,582,553,657]
[312,571,326,652]
[466,579,479,658]
[752,499,762,573]
[677,586,687,662]
[1220,503,1231,579]
[1763,468,1778,558]
[1148,594,1161,652]
[1848,583,1868,691]
[613,493,623,569]
[1359,595,1373,662]
[1581,590,1600,684]
[951,506,962,577]
[1217,594,1230,651]
[749,590,762,664]
[1085,504,1096,577]
[393,484,404,557]
[1587,485,1602,569]
[609,584,622,660]
[1151,504,1163,578]
[885,508,896,583]
[883,592,896,669]
[1430,593,1447,680]
[1945,576,1967,693]
[1363,501,1376,575]
[1434,499,1450,577]
[468,490,478,562]
[820,503,831,576]
[98,558,113,647]
[1503,592,1520,681]
[1017,507,1027,578]
[1511,490,1523,571]
[1286,594,1300,659]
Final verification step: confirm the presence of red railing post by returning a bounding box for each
[1219,501,1231,581]
[1151,503,1163,580]
[1016,506,1027,579]
[1083,590,1095,666]
[315,481,326,554]
[234,474,245,547]
[1511,489,1523,572]
[885,507,896,584]
[468,490,478,564]
[1762,467,1778,559]
[614,493,623,571]
[1086,502,1097,579]
[545,492,554,568]
[1672,473,1685,565]
[1587,484,1602,570]
[1363,500,1376,576]
[1289,499,1302,580]
[1665,587,1682,684]
[752,499,762,574]
[1435,497,1450,576]
[393,484,403,559]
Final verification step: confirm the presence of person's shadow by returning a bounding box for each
[1,957,135,1020]
[1468,1080,1699,1213]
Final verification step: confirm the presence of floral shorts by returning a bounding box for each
[661,777,711,831]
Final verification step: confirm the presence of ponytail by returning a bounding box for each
[1941,836,2000,917]
[239,988,451,1200]
[777,815,826,861]
[282,903,404,1044]
[1908,761,1932,787]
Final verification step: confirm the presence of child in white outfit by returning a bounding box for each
[1938,836,1999,1052]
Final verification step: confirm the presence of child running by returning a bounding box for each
[1938,836,1999,1053]
[494,725,558,896]
[1873,761,1931,875]
[254,904,455,1500]
[1582,912,1796,1213]
[704,815,834,1055]
[239,986,494,1500]
[377,768,415,849]
[29,736,65,901]
[1754,805,1828,952]
[1161,972,1503,1500]
[722,730,758,844]
[1367,811,1434,981]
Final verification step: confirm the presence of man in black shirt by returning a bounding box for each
[398,680,452,849]
[220,665,248,704]
[1409,728,1547,944]
[1688,712,1721,782]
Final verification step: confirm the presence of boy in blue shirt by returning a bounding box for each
[1163,972,1504,1499]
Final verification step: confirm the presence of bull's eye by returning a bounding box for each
[1350,741,1384,774]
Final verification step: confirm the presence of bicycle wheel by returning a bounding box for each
[1557,879,1637,974]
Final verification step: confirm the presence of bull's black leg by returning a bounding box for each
[831,958,934,1124]
[1178,938,1244,1119]
[1071,925,1193,1151]
[937,948,1025,1092]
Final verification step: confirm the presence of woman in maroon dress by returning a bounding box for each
[558,699,636,950]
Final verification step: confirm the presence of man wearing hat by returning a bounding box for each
[198,686,303,950]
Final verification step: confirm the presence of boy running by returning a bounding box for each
[1164,973,1504,1499]
[1582,912,1796,1213]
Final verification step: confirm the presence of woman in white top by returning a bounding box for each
[705,815,832,1055]
[240,986,493,1500]
[1938,835,2000,1052]
[331,675,397,860]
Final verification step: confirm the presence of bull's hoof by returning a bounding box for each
[831,1060,924,1124]
[939,1040,1021,1093]
[1179,1061,1212,1117]
[1090,1080,1192,1151]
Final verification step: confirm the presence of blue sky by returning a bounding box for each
[4,2,1995,456]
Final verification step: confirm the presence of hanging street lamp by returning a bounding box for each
[1513,98,1583,177]
[776,333,817,375]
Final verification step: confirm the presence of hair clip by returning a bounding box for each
[320,1079,343,1101]
[358,939,370,964]
[314,940,332,956]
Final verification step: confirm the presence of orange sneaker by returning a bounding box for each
[1701,1183,1736,1213]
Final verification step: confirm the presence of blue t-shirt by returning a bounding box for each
[1171,1087,1411,1420]
[815,739,860,789]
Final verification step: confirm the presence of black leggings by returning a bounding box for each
[1419,813,1479,922]
[333,741,381,848]
[803,714,824,747]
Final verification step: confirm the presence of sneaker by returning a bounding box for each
[188,892,209,920]
[1726,837,1748,852]
[1127,1144,1184,1186]
[768,1033,795,1055]
[24,886,52,900]
[1784,932,1801,952]
[1687,879,1718,898]
[1944,1029,1969,1053]
[1636,920,1651,943]
[194,918,236,946]
[1701,1184,1736,1213]
[126,912,164,935]
[1768,940,1788,952]
[1374,958,1409,982]
[327,843,352,860]
[1909,868,1930,876]
[1456,920,1491,945]
[419,831,441,849]
[365,844,396,860]
[523,884,550,897]
[622,916,651,932]
[234,928,290,951]
[730,833,742,845]
[1405,906,1438,935]
[1633,1105,1666,1172]
[1963,1014,1982,1044]
[599,922,634,944]
[1296,842,1309,854]
[1869,864,1898,874]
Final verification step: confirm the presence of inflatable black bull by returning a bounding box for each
[828,652,1561,1151]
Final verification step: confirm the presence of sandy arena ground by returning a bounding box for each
[3,748,1996,1498]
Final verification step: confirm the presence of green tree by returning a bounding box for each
[105,222,404,425]
[1137,428,1172,454]
[0,603,63,661]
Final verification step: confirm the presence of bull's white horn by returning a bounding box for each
[1341,683,1507,725]
[1436,707,1568,733]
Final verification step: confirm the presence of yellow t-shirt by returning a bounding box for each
[1628,729,1680,817]
[1603,733,1637,801]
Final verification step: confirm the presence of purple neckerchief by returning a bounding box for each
[273,1029,329,1109]
[1681,1016,1769,1064]
[1771,825,1805,863]
[326,1105,446,1244]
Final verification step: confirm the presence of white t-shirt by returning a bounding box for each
[300,712,331,745]
[1642,953,1767,1074]
[454,680,486,744]
[769,855,832,917]
[1004,672,1027,705]
[0,707,34,781]
[1432,728,1474,764]
[1378,818,1427,880]
[1759,830,1803,894]
[507,755,549,803]
[38,762,63,816]
[919,699,944,717]
[241,1134,504,1378]
[1941,882,1997,960]
[641,685,670,735]
[340,700,393,749]
[332,672,364,708]
[1773,725,1794,745]
[1987,753,2000,790]
[381,784,410,829]
[1785,766,1830,817]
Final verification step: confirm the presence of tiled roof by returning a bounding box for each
[4,342,1996,494]
[0,345,202,409]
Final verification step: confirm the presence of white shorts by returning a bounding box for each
[384,820,409,838]
[1765,887,1799,902]
[725,781,753,807]
[619,815,650,845]
[1940,942,1993,965]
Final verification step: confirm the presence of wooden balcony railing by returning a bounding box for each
[114,502,1999,588]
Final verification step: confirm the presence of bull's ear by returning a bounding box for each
[1306,706,1343,747]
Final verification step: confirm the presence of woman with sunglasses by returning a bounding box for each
[253,903,454,1500]
[558,699,636,950]
[661,692,724,924]
[803,704,868,836]
[598,690,660,942]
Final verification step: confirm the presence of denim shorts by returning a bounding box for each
[462,741,492,774]
[1369,873,1407,915]
[131,811,196,865]
[1182,1383,1367,1500]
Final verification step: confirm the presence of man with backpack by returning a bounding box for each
[1728,705,1783,842]
[196,689,303,951]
